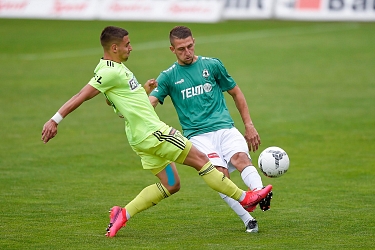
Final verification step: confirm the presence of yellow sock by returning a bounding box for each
[125,183,171,217]
[199,162,243,201]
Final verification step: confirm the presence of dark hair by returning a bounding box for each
[100,26,129,49]
[169,26,193,46]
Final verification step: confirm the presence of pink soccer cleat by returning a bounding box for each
[240,185,273,212]
[105,206,127,237]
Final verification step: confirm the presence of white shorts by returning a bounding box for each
[189,127,251,173]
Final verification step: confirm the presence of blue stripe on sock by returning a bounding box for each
[165,164,176,186]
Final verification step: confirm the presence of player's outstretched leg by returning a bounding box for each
[106,206,128,237]
[240,185,272,212]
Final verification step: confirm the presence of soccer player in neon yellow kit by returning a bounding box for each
[148,26,272,233]
[41,26,272,237]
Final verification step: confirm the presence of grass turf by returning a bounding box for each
[0,19,374,249]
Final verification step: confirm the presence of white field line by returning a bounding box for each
[1,23,359,61]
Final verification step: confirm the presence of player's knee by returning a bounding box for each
[168,181,181,194]
[165,165,181,194]
[230,152,252,169]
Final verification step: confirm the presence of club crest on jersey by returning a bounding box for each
[202,69,209,78]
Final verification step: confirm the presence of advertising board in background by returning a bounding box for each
[0,0,98,20]
[274,0,375,21]
[97,0,224,23]
[0,0,374,22]
[0,0,225,23]
[222,0,274,19]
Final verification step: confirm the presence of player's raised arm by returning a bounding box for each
[227,85,260,152]
[41,84,100,144]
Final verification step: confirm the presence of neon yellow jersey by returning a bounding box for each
[89,59,165,145]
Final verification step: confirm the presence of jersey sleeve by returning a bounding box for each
[212,58,236,92]
[88,68,118,93]
[150,72,170,104]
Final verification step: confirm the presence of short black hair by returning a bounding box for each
[169,26,193,46]
[100,26,129,49]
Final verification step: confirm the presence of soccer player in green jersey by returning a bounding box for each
[41,26,272,237]
[148,26,272,233]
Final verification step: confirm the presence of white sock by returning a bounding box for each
[219,193,253,226]
[126,210,131,220]
[241,166,263,191]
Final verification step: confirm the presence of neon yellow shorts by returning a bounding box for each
[131,124,192,175]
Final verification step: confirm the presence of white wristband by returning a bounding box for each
[51,112,63,124]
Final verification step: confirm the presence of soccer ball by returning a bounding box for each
[258,146,289,178]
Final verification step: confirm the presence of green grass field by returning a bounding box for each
[0,19,374,249]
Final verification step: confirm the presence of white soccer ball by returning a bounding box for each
[258,146,289,178]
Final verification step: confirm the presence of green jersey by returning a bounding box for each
[150,56,236,139]
[89,59,165,145]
